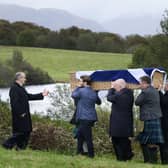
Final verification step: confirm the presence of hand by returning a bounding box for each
[21,113,26,117]
[111,81,116,89]
[76,81,83,87]
[158,83,163,91]
[111,81,114,88]
[42,89,49,96]
[128,137,133,141]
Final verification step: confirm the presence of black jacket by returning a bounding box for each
[107,88,134,137]
[9,82,43,133]
[159,91,168,141]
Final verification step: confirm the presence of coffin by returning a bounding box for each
[70,68,167,90]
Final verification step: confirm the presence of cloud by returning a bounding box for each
[0,0,167,21]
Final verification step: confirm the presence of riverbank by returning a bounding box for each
[0,83,110,115]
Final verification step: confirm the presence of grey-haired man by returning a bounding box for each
[2,72,49,150]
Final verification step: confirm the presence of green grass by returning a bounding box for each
[0,46,132,82]
[0,147,165,168]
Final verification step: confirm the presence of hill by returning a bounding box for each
[0,46,132,82]
[0,4,163,36]
[0,4,104,32]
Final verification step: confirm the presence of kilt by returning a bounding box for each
[137,119,164,144]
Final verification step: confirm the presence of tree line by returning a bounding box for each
[0,10,168,71]
[0,19,148,53]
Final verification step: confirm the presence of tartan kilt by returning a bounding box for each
[137,119,164,144]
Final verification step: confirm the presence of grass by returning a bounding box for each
[0,147,165,168]
[0,46,132,82]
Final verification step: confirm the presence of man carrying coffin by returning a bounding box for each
[107,79,134,161]
[71,75,101,158]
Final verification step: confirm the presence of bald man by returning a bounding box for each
[107,79,134,161]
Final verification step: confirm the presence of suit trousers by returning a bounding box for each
[112,137,133,161]
[2,132,30,150]
[77,122,94,158]
[160,143,168,164]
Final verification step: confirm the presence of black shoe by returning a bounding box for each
[88,155,94,159]
[127,152,134,160]
[2,143,12,150]
[81,152,88,156]
[15,146,22,151]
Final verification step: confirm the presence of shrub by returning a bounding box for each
[47,84,74,120]
[93,110,114,155]
[29,110,114,155]
[0,99,11,142]
[29,122,76,154]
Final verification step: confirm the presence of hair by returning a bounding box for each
[115,79,126,89]
[140,75,151,84]
[14,72,25,81]
[80,75,92,86]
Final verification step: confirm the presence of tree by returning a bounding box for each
[77,33,96,51]
[65,26,79,37]
[130,34,168,70]
[0,20,16,45]
[0,62,13,87]
[16,30,36,46]
[46,31,60,48]
[160,10,168,35]
[97,36,125,53]
[149,34,168,69]
[130,45,149,68]
[35,35,48,48]
[125,34,148,53]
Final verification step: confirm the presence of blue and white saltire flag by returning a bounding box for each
[75,68,167,85]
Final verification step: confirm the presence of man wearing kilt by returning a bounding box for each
[135,76,164,163]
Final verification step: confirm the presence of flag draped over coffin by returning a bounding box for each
[75,68,167,84]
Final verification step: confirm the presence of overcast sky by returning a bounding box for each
[0,0,167,22]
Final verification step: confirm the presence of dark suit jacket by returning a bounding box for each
[135,86,162,121]
[9,82,43,133]
[107,88,134,137]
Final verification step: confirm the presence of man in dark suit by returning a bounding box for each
[2,72,49,150]
[107,79,134,161]
[159,81,168,164]
[71,75,101,158]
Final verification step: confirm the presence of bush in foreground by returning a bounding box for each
[0,99,11,143]
[29,122,76,154]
